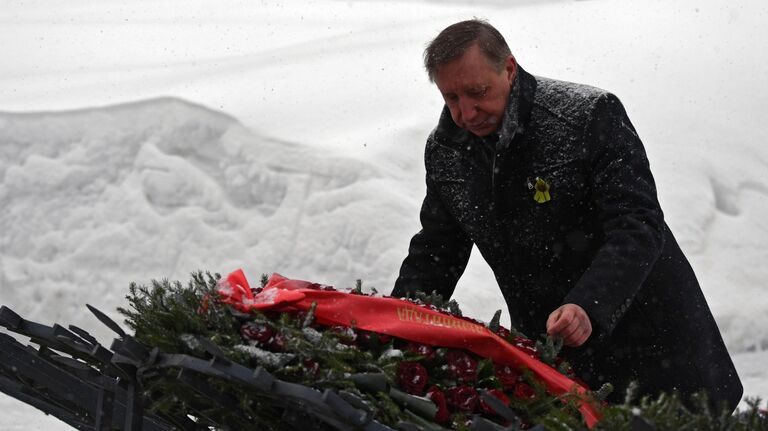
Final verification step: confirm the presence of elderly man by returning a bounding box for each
[392,19,742,411]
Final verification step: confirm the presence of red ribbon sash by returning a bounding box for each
[219,269,601,428]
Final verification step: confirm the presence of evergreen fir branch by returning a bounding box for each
[113,272,768,431]
[352,279,364,294]
[405,290,463,316]
[488,309,502,333]
[536,335,564,367]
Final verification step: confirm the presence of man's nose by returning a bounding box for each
[459,99,478,123]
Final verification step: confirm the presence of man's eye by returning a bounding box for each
[469,87,487,98]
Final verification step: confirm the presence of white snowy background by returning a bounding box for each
[1,0,767,428]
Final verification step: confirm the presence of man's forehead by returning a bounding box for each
[436,70,490,93]
[435,46,495,83]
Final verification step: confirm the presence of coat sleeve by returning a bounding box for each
[391,144,473,301]
[563,92,666,341]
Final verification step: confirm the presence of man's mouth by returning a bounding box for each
[467,117,498,129]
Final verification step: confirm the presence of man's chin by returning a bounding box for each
[467,124,498,137]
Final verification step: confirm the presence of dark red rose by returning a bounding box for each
[493,363,520,391]
[426,386,451,423]
[330,326,357,345]
[355,330,373,347]
[303,359,320,377]
[513,382,536,400]
[493,326,511,339]
[445,386,479,412]
[513,336,536,348]
[405,342,436,360]
[240,322,275,344]
[445,350,478,383]
[479,389,510,416]
[356,331,393,349]
[268,333,286,352]
[511,337,539,358]
[397,361,429,395]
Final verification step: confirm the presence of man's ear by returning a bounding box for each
[506,55,518,84]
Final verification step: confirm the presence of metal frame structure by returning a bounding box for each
[0,305,535,431]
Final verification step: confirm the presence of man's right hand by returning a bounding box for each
[546,303,592,347]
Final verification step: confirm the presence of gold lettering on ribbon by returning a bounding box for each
[395,306,486,334]
[397,307,407,321]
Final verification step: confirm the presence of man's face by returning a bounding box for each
[434,44,516,137]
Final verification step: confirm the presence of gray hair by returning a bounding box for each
[424,19,512,83]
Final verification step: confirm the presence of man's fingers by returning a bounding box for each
[561,319,588,345]
[563,326,588,347]
[546,304,593,347]
[546,308,562,333]
[569,328,591,347]
[566,318,592,347]
[547,307,573,335]
[547,308,570,335]
[560,319,582,340]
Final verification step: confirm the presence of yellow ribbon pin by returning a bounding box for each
[533,177,551,203]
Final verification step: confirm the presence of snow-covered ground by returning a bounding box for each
[1,0,767,428]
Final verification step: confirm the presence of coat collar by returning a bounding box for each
[500,65,537,148]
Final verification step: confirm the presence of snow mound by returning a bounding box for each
[0,97,417,341]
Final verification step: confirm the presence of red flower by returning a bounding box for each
[494,326,511,339]
[268,333,286,352]
[397,361,429,395]
[303,359,320,377]
[493,363,520,391]
[405,342,436,361]
[445,386,479,412]
[355,330,373,348]
[240,322,275,344]
[445,350,478,383]
[479,389,510,416]
[426,386,451,423]
[513,336,536,348]
[513,382,536,400]
[356,331,393,348]
[329,326,357,345]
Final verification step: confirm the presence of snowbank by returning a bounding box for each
[0,97,420,343]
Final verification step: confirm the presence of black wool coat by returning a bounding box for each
[392,66,742,411]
